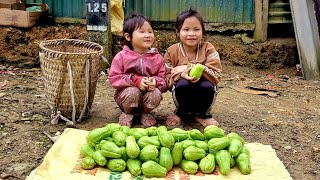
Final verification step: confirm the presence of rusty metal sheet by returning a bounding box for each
[124,0,254,23]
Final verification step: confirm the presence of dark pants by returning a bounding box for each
[173,78,217,119]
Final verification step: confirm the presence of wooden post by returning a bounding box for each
[253,0,269,42]
[86,0,113,70]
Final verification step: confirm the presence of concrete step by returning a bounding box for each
[268,19,293,24]
[269,3,290,8]
[269,11,292,16]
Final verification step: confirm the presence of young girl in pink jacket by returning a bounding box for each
[108,14,167,127]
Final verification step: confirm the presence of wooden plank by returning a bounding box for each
[253,0,269,42]
[289,0,320,79]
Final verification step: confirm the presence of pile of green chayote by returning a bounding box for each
[80,123,251,178]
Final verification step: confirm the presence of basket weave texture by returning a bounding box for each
[39,39,103,120]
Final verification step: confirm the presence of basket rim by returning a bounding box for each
[39,39,104,55]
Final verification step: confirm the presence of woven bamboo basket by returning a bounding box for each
[39,39,103,124]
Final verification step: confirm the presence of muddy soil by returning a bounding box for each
[0,24,319,180]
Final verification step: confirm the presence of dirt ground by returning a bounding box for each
[0,24,319,180]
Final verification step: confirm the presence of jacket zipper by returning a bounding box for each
[140,54,144,76]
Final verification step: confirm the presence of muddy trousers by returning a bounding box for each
[173,78,217,119]
[115,87,163,114]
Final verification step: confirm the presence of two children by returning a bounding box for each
[109,9,222,127]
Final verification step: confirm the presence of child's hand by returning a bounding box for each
[181,67,198,83]
[190,77,200,83]
[171,65,188,75]
[147,77,156,91]
[140,77,150,92]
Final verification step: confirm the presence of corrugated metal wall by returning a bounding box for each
[124,0,254,23]
[26,0,254,24]
[26,0,86,18]
[24,1,300,27]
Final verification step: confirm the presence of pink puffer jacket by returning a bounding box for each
[108,45,167,97]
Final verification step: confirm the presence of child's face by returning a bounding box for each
[178,16,203,48]
[130,21,155,54]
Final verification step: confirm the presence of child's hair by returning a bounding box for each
[175,8,206,36]
[122,14,152,50]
